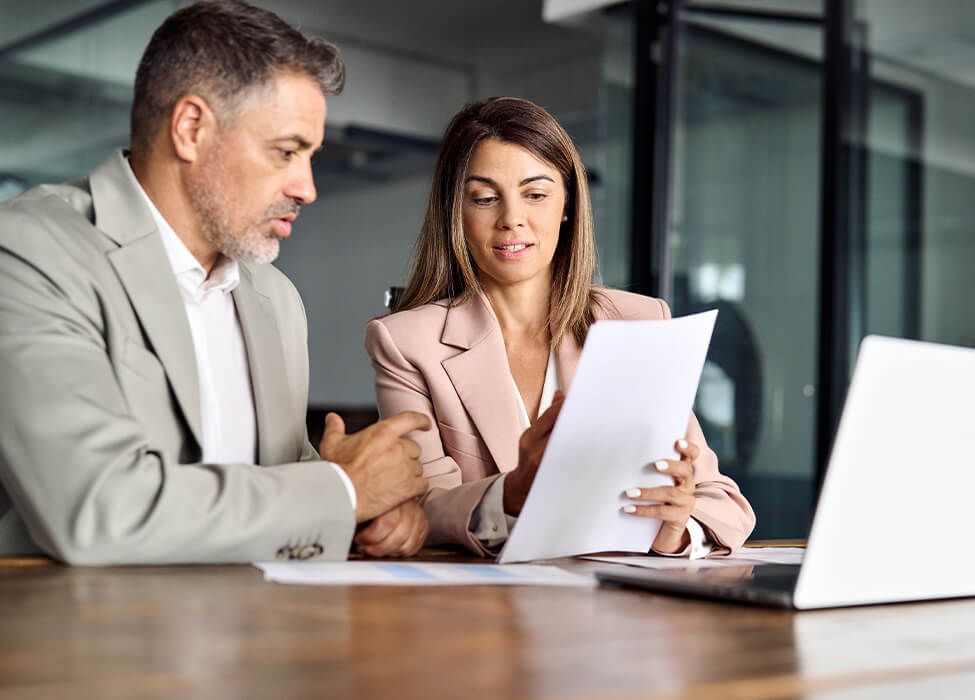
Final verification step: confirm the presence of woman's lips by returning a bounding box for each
[492,242,534,259]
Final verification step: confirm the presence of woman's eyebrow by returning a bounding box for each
[464,175,555,186]
[519,175,555,186]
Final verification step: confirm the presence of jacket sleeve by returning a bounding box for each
[365,318,500,556]
[0,228,354,565]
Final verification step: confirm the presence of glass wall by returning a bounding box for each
[666,6,825,537]
[852,0,975,349]
[656,0,974,538]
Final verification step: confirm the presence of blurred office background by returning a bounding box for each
[1,0,972,538]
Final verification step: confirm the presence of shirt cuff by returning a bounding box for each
[326,461,357,511]
[651,516,712,560]
[469,473,517,549]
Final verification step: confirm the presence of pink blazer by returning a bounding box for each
[365,288,756,556]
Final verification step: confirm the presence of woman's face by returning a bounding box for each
[461,138,567,293]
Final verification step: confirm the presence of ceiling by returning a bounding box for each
[2,0,975,196]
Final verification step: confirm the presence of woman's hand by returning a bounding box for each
[502,391,565,516]
[622,438,699,554]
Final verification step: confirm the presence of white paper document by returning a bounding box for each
[498,310,717,564]
[583,547,806,569]
[255,561,594,586]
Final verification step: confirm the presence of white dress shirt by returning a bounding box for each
[133,175,355,507]
[147,200,258,464]
[470,347,711,558]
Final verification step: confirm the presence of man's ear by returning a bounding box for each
[170,94,216,163]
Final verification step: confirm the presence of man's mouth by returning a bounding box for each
[270,216,294,238]
[265,205,299,239]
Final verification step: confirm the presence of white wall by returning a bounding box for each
[275,171,434,406]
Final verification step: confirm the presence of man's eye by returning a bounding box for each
[279,149,297,160]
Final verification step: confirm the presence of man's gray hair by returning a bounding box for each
[130,0,344,152]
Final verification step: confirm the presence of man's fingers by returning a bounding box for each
[323,412,346,435]
[378,410,432,437]
[320,412,347,453]
[408,475,428,499]
[400,437,421,461]
[402,519,429,556]
[358,503,427,557]
[355,508,400,545]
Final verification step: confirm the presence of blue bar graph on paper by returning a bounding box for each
[371,563,439,581]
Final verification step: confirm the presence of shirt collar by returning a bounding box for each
[130,163,240,303]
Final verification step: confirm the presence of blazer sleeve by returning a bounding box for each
[0,228,354,564]
[656,298,757,554]
[365,318,501,556]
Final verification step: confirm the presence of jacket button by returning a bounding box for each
[296,544,324,560]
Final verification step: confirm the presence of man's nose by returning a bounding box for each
[286,159,317,205]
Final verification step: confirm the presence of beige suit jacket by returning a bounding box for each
[366,288,756,556]
[0,151,354,564]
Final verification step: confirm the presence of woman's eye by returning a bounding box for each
[472,196,497,205]
[526,192,547,201]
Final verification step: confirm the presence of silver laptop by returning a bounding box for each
[597,335,975,609]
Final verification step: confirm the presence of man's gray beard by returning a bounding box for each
[187,161,283,265]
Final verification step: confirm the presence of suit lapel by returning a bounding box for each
[233,267,292,465]
[440,295,522,473]
[95,152,204,449]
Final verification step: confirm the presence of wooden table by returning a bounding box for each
[2,553,975,699]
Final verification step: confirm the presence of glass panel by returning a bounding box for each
[853,0,975,349]
[0,1,177,197]
[668,6,824,538]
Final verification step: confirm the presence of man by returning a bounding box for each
[0,1,430,564]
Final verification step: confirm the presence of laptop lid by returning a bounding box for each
[794,335,975,609]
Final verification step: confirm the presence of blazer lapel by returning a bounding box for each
[440,295,522,473]
[233,266,293,466]
[94,152,204,449]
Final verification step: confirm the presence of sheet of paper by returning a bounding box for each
[498,310,718,564]
[254,562,595,586]
[582,547,805,569]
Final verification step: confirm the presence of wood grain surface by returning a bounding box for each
[1,554,973,699]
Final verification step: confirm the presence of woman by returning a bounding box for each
[365,97,755,557]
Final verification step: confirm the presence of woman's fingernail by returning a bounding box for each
[622,505,637,514]
[655,460,669,471]
[625,488,642,498]
[677,439,688,450]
